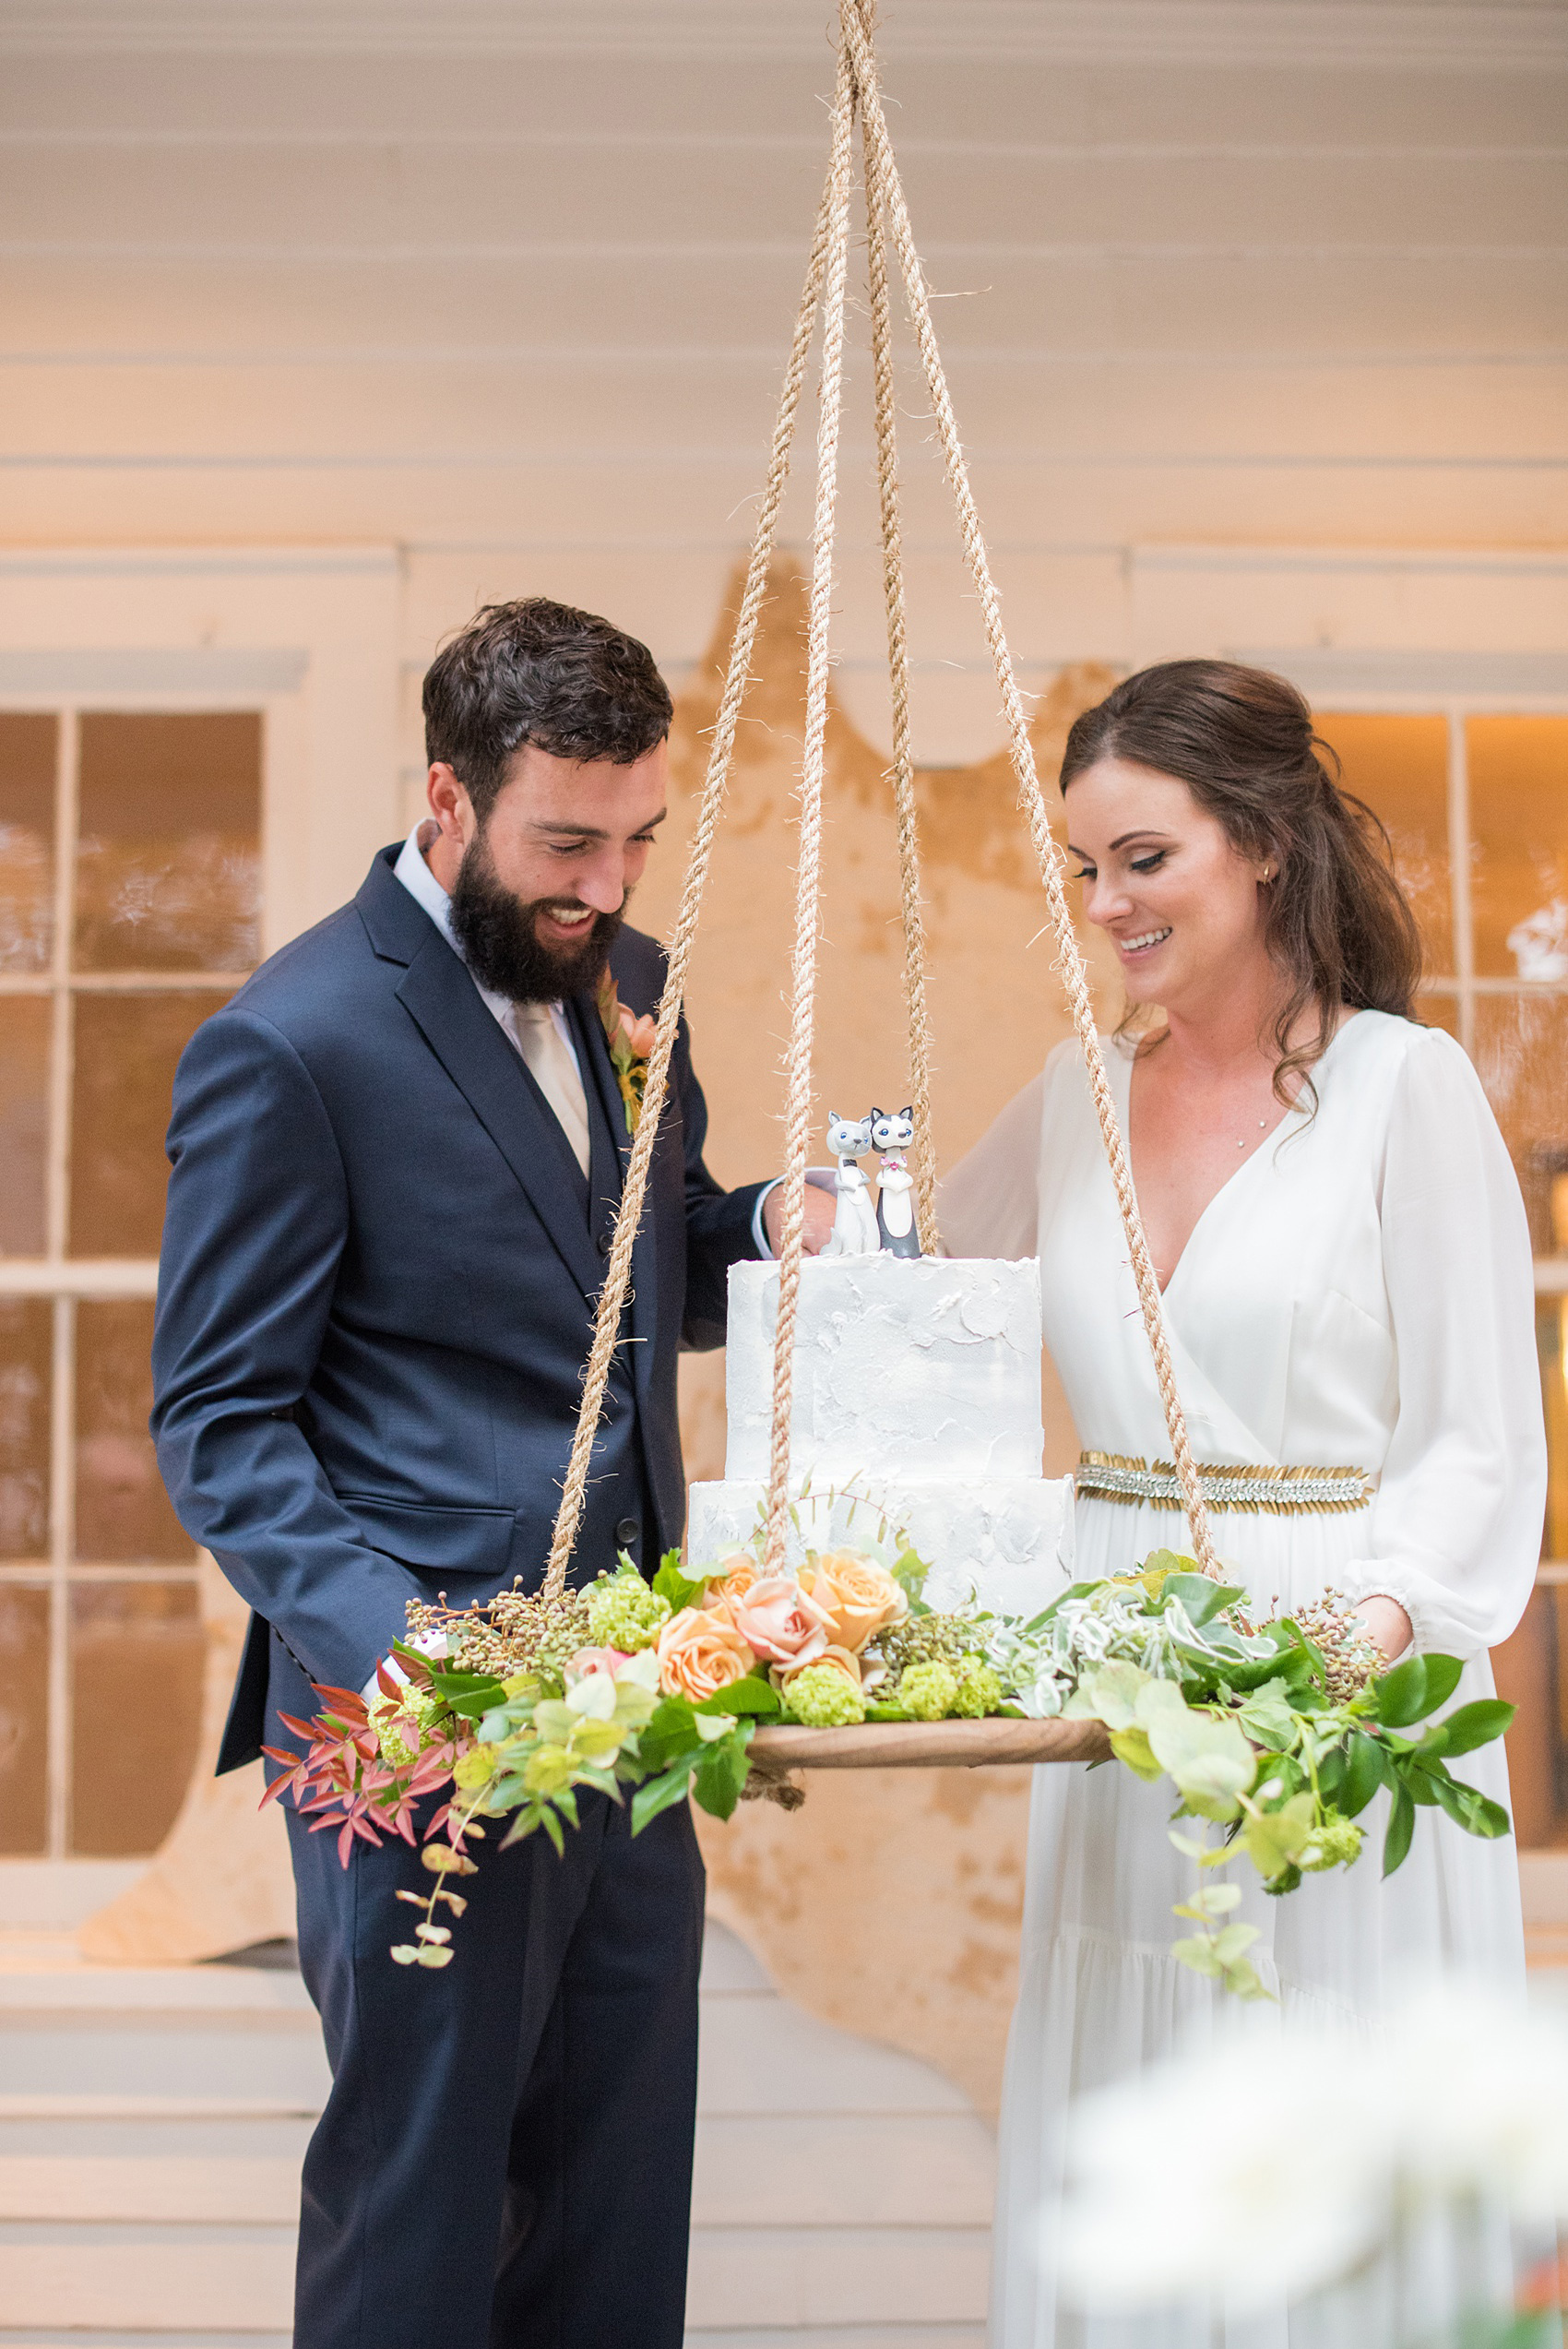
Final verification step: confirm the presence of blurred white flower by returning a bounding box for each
[1057,2009,1392,2312]
[1056,1975,1568,2317]
[1383,1979,1568,2222]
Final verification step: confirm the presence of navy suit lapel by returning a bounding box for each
[568,983,659,1402]
[396,932,601,1297]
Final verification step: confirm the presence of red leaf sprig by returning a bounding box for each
[262,1670,459,1868]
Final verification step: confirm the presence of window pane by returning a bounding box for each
[76,712,261,973]
[1469,717,1568,981]
[0,712,55,973]
[0,1582,49,1854]
[76,1299,189,1563]
[69,992,229,1257]
[0,996,50,1256]
[1472,994,1568,1255]
[0,1298,51,1559]
[1316,712,1451,974]
[69,1579,203,1854]
[1420,991,1459,1042]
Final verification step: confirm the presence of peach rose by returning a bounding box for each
[655,1605,757,1704]
[617,1004,658,1060]
[727,1574,833,1667]
[774,1641,862,1694]
[701,1551,760,1618]
[798,1550,908,1653]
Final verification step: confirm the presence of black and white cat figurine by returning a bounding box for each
[870,1105,921,1258]
[821,1110,880,1257]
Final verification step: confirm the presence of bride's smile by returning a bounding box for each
[1064,752,1280,1026]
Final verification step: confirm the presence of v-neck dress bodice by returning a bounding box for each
[940,1010,1547,2349]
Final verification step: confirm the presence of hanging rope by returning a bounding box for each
[541,54,851,1600]
[546,1,1220,1595]
[862,91,937,1254]
[837,0,1221,1577]
[761,50,858,1574]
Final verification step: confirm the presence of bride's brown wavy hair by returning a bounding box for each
[1058,659,1424,1104]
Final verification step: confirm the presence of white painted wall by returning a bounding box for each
[0,0,1562,786]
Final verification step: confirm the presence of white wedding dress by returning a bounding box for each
[940,1011,1547,2349]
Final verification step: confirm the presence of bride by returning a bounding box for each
[940,659,1547,2347]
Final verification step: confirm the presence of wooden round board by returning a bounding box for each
[749,1717,1111,1771]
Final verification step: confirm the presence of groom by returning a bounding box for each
[151,598,831,2349]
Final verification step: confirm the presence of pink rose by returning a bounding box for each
[565,1646,630,1684]
[727,1574,833,1668]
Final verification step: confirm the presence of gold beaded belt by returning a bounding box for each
[1076,1451,1376,1517]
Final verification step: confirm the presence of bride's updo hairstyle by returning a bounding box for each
[1058,658,1424,1102]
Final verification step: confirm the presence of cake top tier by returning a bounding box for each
[724,1256,1044,1484]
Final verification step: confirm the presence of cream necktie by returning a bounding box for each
[512,1004,591,1178]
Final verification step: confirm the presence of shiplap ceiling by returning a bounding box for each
[1,1,1565,63]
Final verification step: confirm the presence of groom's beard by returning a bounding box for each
[448,827,625,1005]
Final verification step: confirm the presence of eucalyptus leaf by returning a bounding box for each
[1242,1791,1316,1882]
[1170,1935,1224,1979]
[1237,1681,1298,1749]
[1108,1725,1163,1782]
[1080,1661,1153,1732]
[1139,1686,1255,1818]
[1157,1573,1248,1628]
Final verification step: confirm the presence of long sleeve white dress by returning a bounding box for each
[940,1010,1548,2349]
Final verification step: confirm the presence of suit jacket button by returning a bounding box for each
[595,1232,612,1257]
[615,1517,639,1547]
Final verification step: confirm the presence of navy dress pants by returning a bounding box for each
[274,1650,706,2349]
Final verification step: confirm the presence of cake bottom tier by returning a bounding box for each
[684,1473,1075,1619]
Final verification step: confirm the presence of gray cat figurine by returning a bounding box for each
[822,1110,880,1257]
[870,1105,921,1257]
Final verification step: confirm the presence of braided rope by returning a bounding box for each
[861,87,937,1255]
[761,53,858,1575]
[541,62,848,1600]
[838,0,1220,1577]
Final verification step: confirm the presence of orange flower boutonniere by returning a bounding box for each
[597,972,657,1137]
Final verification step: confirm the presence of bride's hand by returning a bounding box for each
[1351,1594,1414,1665]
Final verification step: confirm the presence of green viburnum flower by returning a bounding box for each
[1301,1809,1364,1872]
[782,1665,866,1729]
[584,1568,671,1654]
[370,1685,445,1771]
[897,1660,960,1721]
[949,1658,1004,1719]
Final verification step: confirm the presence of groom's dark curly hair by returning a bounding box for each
[423,597,673,822]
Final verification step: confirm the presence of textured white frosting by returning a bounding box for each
[723,1256,1045,1484]
[685,1474,1075,1622]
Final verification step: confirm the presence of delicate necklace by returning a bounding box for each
[1239,1117,1267,1151]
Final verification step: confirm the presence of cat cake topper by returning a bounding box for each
[821,1109,880,1257]
[870,1105,921,1258]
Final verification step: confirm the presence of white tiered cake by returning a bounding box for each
[684,1255,1074,1615]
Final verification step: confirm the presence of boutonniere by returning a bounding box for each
[597,972,657,1138]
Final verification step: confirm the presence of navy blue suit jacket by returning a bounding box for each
[151,846,765,1772]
